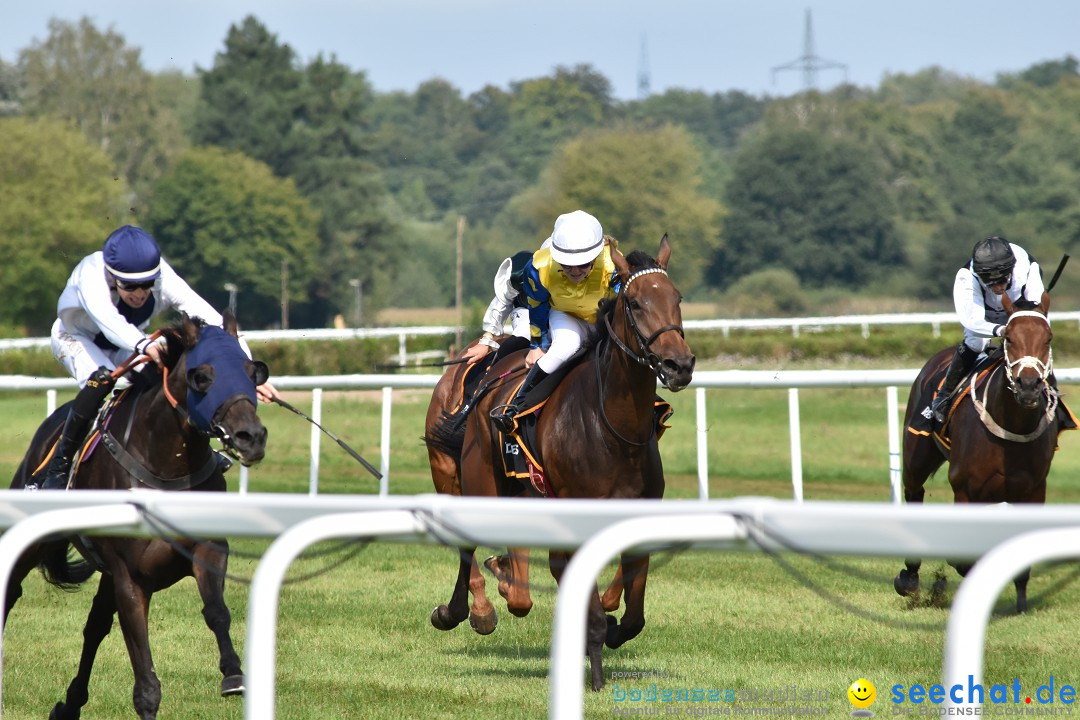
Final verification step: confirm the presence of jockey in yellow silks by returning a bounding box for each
[491,210,618,432]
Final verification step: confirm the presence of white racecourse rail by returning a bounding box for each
[5,368,1080,501]
[0,493,1079,719]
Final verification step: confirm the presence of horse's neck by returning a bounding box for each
[126,379,209,470]
[598,335,658,431]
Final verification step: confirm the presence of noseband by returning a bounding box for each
[603,267,685,386]
[161,365,253,459]
[1002,310,1053,394]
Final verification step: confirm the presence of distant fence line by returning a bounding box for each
[4,311,1080,355]
[5,310,1080,369]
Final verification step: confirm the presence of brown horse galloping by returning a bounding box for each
[894,292,1063,613]
[426,236,695,691]
[6,313,269,720]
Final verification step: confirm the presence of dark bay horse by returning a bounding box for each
[6,313,269,720]
[424,337,629,637]
[426,236,695,690]
[894,292,1061,613]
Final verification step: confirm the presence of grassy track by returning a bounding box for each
[2,383,1080,719]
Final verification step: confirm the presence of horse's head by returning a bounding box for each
[163,312,269,466]
[609,235,696,391]
[1001,291,1053,409]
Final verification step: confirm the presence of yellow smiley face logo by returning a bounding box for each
[848,678,877,709]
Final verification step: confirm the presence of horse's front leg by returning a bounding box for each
[3,549,40,626]
[466,556,498,635]
[192,540,245,696]
[505,547,532,617]
[49,573,117,720]
[894,435,937,597]
[111,565,160,720]
[431,547,475,631]
[606,554,648,649]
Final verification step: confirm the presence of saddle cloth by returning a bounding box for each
[498,395,674,497]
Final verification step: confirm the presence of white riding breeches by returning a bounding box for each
[51,319,127,388]
[536,309,590,374]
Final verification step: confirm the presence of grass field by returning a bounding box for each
[2,381,1080,719]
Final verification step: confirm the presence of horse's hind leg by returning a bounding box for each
[193,540,245,695]
[549,552,623,613]
[50,574,117,720]
[1014,570,1030,614]
[431,547,475,631]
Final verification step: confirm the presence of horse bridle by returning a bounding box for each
[1001,310,1053,394]
[603,267,685,387]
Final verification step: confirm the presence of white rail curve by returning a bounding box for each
[1,494,1080,718]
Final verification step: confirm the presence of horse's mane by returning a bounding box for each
[128,314,212,390]
[588,250,662,347]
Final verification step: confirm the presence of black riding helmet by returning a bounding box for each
[971,236,1016,286]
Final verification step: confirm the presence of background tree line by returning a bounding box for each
[1,15,1079,335]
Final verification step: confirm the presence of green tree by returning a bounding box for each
[18,17,182,200]
[504,65,613,181]
[513,125,722,295]
[191,16,305,177]
[714,125,903,289]
[0,117,129,332]
[144,147,320,329]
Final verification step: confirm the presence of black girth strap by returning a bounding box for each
[99,429,219,490]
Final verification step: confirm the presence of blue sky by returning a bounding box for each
[3,1,1078,100]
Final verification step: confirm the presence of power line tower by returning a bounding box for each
[637,32,651,100]
[770,8,848,91]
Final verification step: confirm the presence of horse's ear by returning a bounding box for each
[186,364,215,394]
[657,234,671,270]
[222,309,239,337]
[246,360,269,387]
[1039,290,1051,315]
[1002,293,1016,315]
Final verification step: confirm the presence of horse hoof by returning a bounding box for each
[604,614,621,648]
[48,702,69,720]
[430,604,460,631]
[507,601,532,618]
[221,674,245,696]
[469,609,498,635]
[894,569,920,597]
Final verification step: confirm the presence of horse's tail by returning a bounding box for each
[39,541,95,590]
[423,409,467,461]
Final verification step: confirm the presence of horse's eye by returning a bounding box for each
[627,298,640,311]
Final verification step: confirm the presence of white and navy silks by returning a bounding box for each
[480,252,536,342]
[952,242,1045,354]
[51,251,251,387]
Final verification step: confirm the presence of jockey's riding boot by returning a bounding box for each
[491,365,548,433]
[28,367,115,491]
[931,344,978,424]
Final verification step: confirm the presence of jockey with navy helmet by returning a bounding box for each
[929,235,1044,424]
[29,225,277,491]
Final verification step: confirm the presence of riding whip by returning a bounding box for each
[272,397,382,479]
[372,357,470,372]
[1046,254,1070,293]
